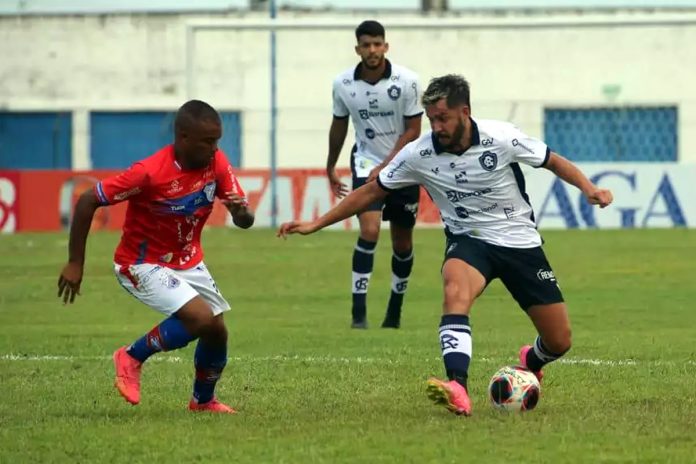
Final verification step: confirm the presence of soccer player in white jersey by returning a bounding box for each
[326,20,423,329]
[280,74,613,416]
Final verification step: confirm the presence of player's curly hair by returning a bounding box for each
[422,74,471,109]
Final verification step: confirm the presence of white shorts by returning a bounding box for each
[114,262,231,317]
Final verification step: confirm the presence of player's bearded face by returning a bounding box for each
[436,115,466,151]
[356,36,387,70]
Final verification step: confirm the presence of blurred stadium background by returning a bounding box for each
[1,0,695,231]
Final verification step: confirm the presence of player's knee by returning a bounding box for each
[442,281,473,313]
[360,226,380,242]
[201,315,228,346]
[392,236,412,254]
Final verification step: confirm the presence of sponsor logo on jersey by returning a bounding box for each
[419,148,433,158]
[446,188,493,203]
[536,269,556,282]
[479,151,498,171]
[114,187,141,201]
[512,138,536,154]
[168,179,183,194]
[359,109,396,120]
[481,138,494,146]
[368,98,379,109]
[386,160,407,178]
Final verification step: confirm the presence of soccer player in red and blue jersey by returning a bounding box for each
[57,100,254,413]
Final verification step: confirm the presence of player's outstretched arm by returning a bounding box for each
[277,181,387,238]
[57,189,101,304]
[544,152,613,208]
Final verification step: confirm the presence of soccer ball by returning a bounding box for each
[488,365,541,412]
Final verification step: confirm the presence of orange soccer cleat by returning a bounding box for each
[188,397,237,414]
[113,346,143,405]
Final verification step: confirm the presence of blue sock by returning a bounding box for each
[193,340,228,404]
[352,238,376,322]
[439,314,472,389]
[127,316,195,363]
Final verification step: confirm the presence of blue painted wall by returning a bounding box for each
[0,112,72,169]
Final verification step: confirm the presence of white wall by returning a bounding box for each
[1,11,696,169]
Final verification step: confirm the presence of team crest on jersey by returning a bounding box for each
[203,182,216,202]
[387,85,401,100]
[479,151,498,171]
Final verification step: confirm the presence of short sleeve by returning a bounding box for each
[506,125,550,168]
[404,77,423,118]
[214,151,248,205]
[95,162,148,205]
[376,146,420,191]
[332,79,349,119]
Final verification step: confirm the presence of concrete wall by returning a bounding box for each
[2,11,696,169]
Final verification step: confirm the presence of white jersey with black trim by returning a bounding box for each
[332,60,422,178]
[376,118,551,248]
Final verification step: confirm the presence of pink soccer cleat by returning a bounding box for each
[188,397,237,414]
[113,346,142,405]
[426,378,472,416]
[519,345,544,382]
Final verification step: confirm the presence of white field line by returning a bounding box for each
[1,353,694,367]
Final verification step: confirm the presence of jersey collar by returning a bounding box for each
[432,118,481,156]
[353,59,392,83]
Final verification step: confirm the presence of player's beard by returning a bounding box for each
[363,55,383,70]
[438,117,466,152]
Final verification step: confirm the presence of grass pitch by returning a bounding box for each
[1,228,695,463]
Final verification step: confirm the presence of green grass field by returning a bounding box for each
[1,228,695,463]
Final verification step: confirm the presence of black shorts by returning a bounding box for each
[350,148,419,228]
[352,177,419,228]
[444,233,564,310]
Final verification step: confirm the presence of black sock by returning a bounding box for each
[526,336,567,371]
[384,248,414,324]
[351,238,376,322]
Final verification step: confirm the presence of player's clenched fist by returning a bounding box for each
[585,188,613,208]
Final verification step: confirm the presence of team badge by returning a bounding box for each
[387,85,401,100]
[203,182,216,202]
[479,151,498,171]
[166,275,180,289]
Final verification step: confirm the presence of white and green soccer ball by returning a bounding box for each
[488,365,541,412]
